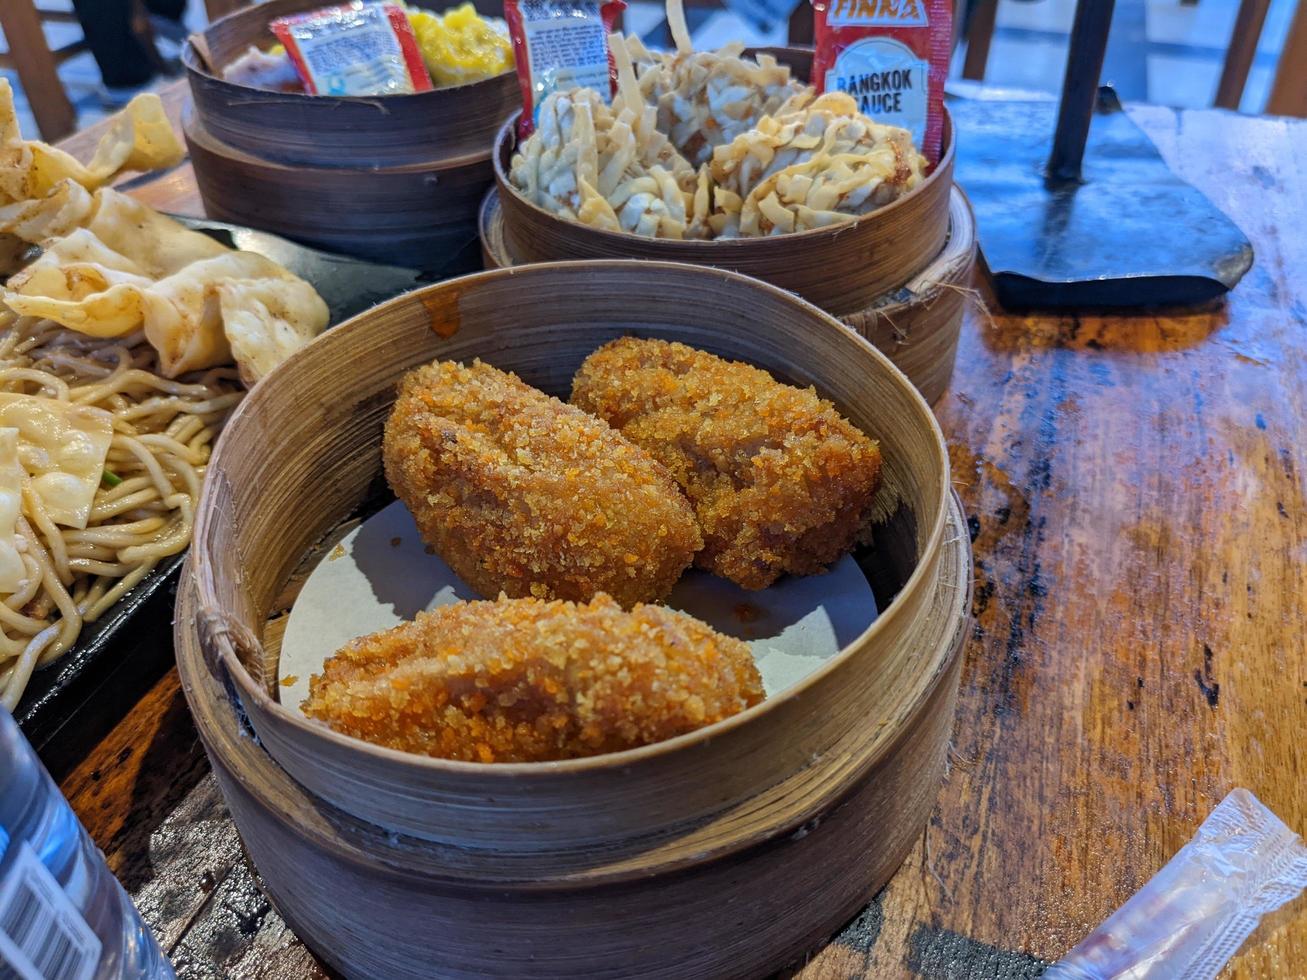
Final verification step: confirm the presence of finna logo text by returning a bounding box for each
[827,0,926,26]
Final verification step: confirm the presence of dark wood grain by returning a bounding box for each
[1267,0,1307,118]
[1215,0,1271,110]
[54,85,1307,978]
[0,0,77,141]
[960,0,998,81]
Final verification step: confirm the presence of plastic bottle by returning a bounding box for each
[0,706,174,980]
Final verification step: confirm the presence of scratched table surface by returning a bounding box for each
[50,84,1307,979]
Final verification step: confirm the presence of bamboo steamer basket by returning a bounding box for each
[182,0,518,166]
[184,108,489,269]
[177,261,972,978]
[493,110,954,314]
[481,187,977,404]
[490,46,954,315]
[182,0,515,266]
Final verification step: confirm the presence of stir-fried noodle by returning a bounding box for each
[0,309,243,710]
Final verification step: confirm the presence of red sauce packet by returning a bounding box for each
[504,0,626,138]
[810,0,951,164]
[271,1,433,97]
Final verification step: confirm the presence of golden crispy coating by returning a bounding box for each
[301,594,764,762]
[383,359,702,608]
[571,337,881,590]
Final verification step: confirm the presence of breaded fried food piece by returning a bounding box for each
[383,359,702,608]
[301,594,764,762]
[571,337,882,590]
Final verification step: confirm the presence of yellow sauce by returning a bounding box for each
[407,4,514,88]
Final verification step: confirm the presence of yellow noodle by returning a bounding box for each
[0,600,48,635]
[113,435,177,500]
[1,625,60,712]
[65,516,168,545]
[0,319,243,707]
[75,578,108,617]
[83,562,155,622]
[23,488,71,585]
[136,433,208,465]
[93,476,154,505]
[3,557,41,610]
[0,368,69,398]
[0,631,28,658]
[64,543,118,561]
[90,488,162,521]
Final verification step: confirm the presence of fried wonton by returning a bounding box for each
[3,189,328,379]
[507,1,925,242]
[509,44,699,242]
[0,80,183,205]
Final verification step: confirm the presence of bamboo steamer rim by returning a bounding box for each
[182,41,515,103]
[491,106,955,254]
[481,183,974,281]
[481,188,978,405]
[182,103,495,176]
[182,0,514,103]
[192,259,951,781]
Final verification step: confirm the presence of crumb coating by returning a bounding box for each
[301,594,765,762]
[571,337,882,590]
[383,359,702,607]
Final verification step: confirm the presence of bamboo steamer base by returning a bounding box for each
[480,188,977,404]
[185,108,491,269]
[175,490,969,979]
[176,261,971,977]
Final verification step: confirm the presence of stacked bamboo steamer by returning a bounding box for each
[481,48,976,403]
[175,262,972,978]
[183,0,517,269]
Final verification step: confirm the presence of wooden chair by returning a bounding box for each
[1265,0,1307,115]
[960,0,999,80]
[960,0,1307,117]
[0,0,178,142]
[205,0,253,19]
[1223,0,1307,116]
[0,1,83,140]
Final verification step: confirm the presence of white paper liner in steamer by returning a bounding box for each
[277,499,879,712]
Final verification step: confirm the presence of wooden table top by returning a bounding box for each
[51,81,1306,979]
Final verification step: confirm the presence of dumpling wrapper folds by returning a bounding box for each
[217,277,329,385]
[0,398,117,593]
[0,178,95,246]
[0,429,26,594]
[0,78,183,205]
[2,189,329,380]
[0,394,113,530]
[0,93,328,383]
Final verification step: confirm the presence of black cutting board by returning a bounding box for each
[16,218,456,778]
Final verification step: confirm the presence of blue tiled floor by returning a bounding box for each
[0,0,1294,142]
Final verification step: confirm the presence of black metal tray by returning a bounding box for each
[16,218,452,776]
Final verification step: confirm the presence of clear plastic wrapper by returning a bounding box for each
[505,0,625,136]
[221,45,305,92]
[1046,789,1307,980]
[272,1,433,96]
